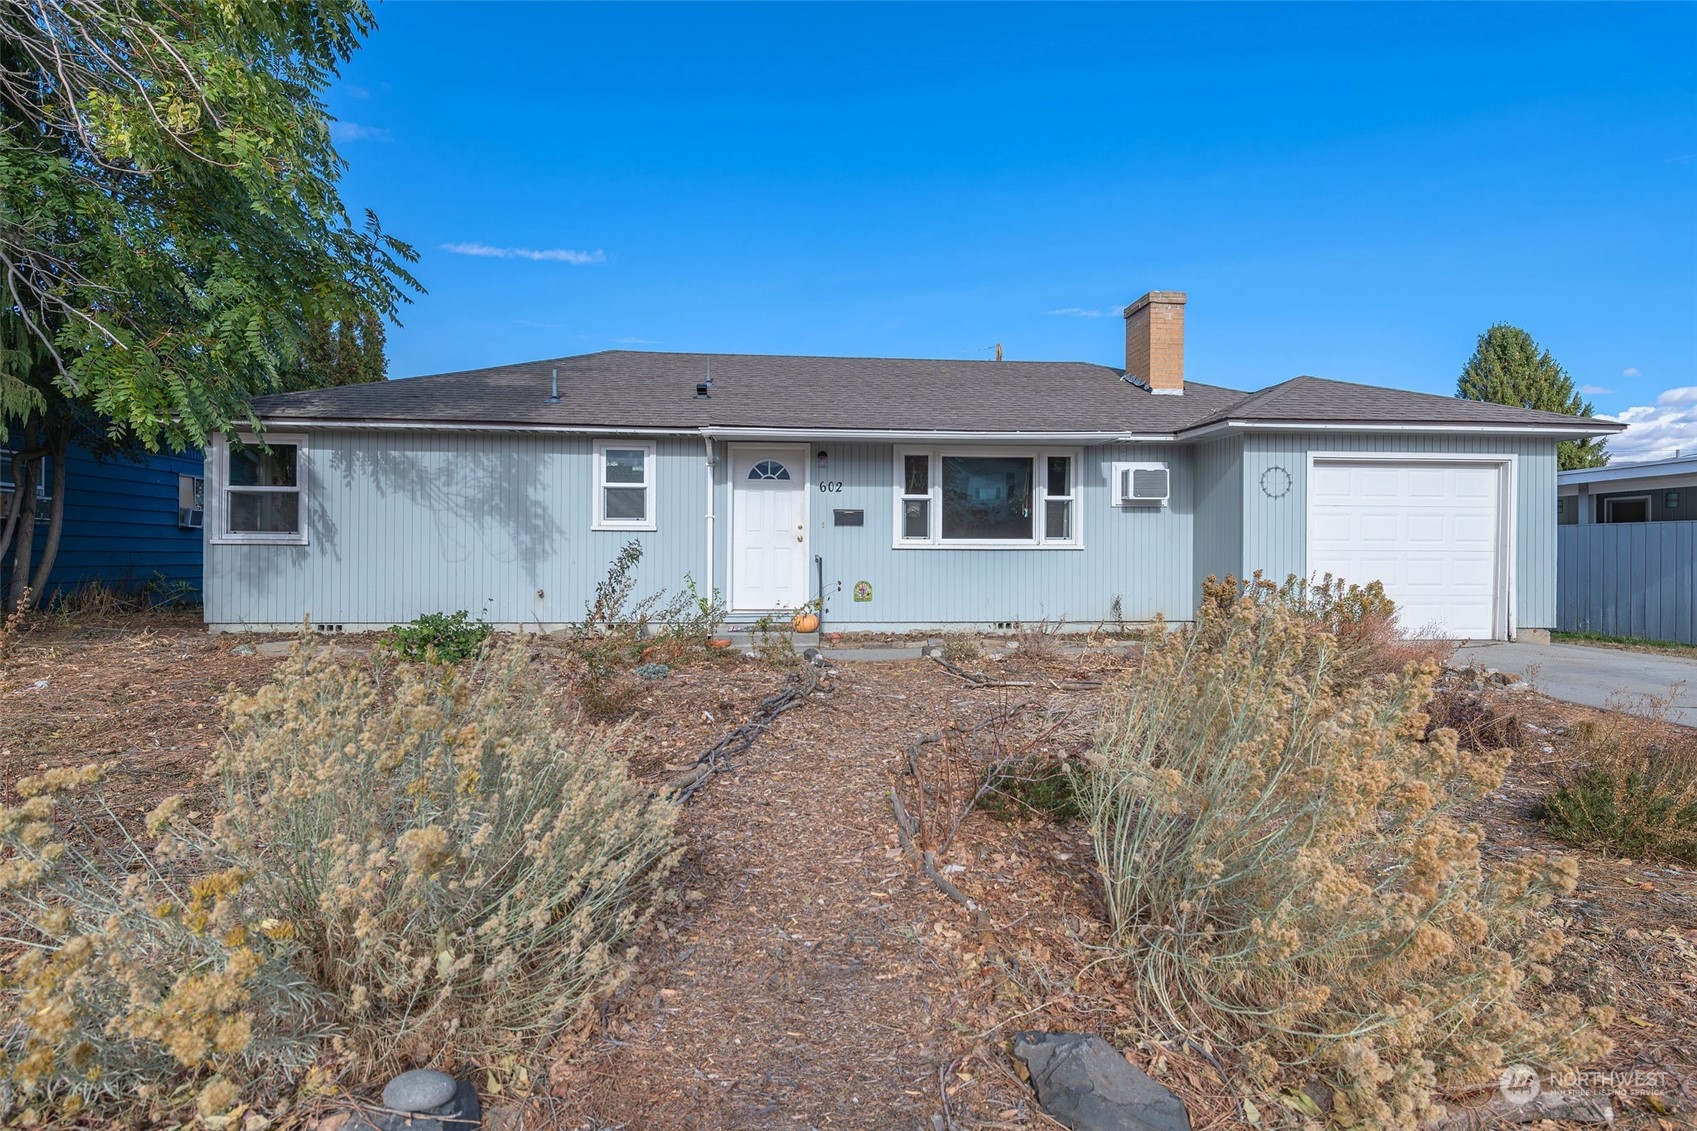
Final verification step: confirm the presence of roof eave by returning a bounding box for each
[251,416,704,435]
[1177,419,1627,441]
[700,426,1173,443]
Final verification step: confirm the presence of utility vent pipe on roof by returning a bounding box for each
[544,367,561,404]
[696,361,713,398]
[1124,290,1186,395]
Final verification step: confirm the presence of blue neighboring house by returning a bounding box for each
[2,440,204,604]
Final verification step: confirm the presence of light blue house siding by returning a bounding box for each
[203,428,1560,634]
[1235,432,1558,631]
[730,441,1192,631]
[1191,436,1243,598]
[204,430,708,631]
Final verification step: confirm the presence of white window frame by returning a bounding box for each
[0,447,52,504]
[592,440,657,531]
[209,432,309,546]
[1603,494,1652,524]
[891,447,1083,550]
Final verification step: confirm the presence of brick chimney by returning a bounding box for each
[1124,290,1186,395]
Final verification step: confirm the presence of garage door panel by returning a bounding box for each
[1308,461,1504,640]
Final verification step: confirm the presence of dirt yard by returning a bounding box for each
[1,615,1692,1130]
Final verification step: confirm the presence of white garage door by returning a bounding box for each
[1308,460,1505,640]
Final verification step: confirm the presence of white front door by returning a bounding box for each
[731,446,809,611]
[1308,459,1506,640]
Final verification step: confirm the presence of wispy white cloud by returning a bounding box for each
[329,121,391,142]
[1621,366,1641,378]
[441,243,607,264]
[1602,386,1697,461]
[513,319,560,329]
[1047,306,1123,318]
[609,336,658,345]
[1579,384,1613,396]
[343,84,372,100]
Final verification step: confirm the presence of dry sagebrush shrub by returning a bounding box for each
[1085,592,1611,1128]
[1536,710,1697,864]
[209,639,680,1069]
[1201,572,1456,685]
[0,639,678,1119]
[0,765,331,1121]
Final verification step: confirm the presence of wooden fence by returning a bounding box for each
[1557,521,1697,645]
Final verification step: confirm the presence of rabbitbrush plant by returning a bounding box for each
[1084,589,1611,1128]
[0,638,678,1120]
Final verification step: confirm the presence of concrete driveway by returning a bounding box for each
[1452,641,1697,726]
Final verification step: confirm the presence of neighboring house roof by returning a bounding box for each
[1558,453,1697,488]
[249,350,1625,438]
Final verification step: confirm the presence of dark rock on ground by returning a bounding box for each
[1013,1031,1192,1131]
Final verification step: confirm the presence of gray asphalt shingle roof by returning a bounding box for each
[248,350,1624,436]
[1189,375,1626,431]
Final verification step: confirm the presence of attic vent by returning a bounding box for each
[1113,462,1170,506]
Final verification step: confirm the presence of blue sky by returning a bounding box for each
[327,2,1697,460]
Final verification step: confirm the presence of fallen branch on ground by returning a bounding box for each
[926,650,1101,691]
[665,662,830,802]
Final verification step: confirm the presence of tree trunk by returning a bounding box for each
[27,422,69,602]
[6,420,40,609]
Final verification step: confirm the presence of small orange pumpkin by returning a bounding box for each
[792,612,820,633]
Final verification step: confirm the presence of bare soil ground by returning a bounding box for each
[1,617,1691,1130]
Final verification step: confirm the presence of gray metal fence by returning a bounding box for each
[1557,521,1697,644]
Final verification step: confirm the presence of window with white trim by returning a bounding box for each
[893,448,1081,548]
[593,440,656,530]
[213,433,307,544]
[0,448,52,520]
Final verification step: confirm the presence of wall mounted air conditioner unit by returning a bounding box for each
[1113,462,1170,506]
[178,507,205,529]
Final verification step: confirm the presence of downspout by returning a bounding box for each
[702,433,716,601]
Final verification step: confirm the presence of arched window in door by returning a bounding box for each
[749,460,791,481]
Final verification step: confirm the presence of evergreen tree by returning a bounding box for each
[290,307,389,388]
[1457,324,1609,470]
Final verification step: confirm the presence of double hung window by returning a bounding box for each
[213,434,307,544]
[594,441,657,530]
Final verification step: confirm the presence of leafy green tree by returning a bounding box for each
[1,0,419,606]
[1457,324,1609,470]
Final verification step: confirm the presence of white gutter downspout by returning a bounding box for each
[702,433,716,601]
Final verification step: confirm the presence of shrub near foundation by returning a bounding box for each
[0,638,678,1120]
[1084,590,1611,1128]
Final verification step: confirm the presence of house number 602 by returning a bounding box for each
[818,481,844,493]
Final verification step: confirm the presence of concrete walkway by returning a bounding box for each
[1452,641,1697,726]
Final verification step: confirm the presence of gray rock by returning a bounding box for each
[1013,1032,1191,1131]
[351,1076,481,1131]
[230,643,257,657]
[382,1070,457,1113]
